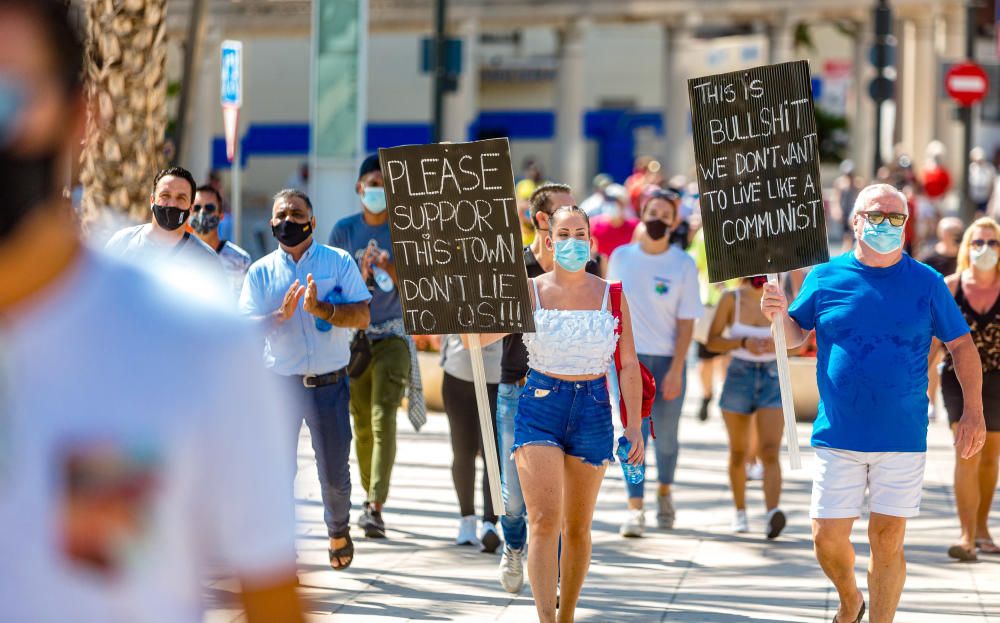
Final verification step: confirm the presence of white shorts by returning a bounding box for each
[810,448,927,519]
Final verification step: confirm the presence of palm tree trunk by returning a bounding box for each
[80,0,168,225]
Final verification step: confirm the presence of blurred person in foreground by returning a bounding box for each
[762,183,984,623]
[240,189,371,570]
[190,184,251,298]
[0,1,304,620]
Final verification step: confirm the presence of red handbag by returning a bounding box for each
[609,282,657,437]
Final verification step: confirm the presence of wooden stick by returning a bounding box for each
[767,274,802,470]
[467,334,505,513]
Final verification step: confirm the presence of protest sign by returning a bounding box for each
[689,60,829,469]
[688,60,829,283]
[378,138,534,336]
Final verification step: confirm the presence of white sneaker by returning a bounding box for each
[746,462,764,481]
[732,509,749,533]
[456,515,478,546]
[480,520,502,553]
[620,509,646,537]
[499,545,525,593]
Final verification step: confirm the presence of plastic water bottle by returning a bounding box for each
[616,435,645,484]
[315,285,344,332]
[372,266,394,292]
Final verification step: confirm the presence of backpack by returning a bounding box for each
[608,282,657,437]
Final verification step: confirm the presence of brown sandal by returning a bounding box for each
[948,544,978,562]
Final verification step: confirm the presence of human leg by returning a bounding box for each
[557,454,607,623]
[516,445,565,623]
[366,337,409,509]
[867,513,907,623]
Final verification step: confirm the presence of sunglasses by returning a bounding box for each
[192,203,218,214]
[860,211,907,227]
[970,239,1000,249]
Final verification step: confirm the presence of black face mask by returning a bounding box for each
[0,148,58,241]
[272,219,312,247]
[152,204,189,231]
[644,219,669,241]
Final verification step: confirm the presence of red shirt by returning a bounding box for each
[591,216,639,258]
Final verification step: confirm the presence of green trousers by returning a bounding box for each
[349,335,411,505]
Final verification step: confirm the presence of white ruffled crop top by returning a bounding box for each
[523,279,620,376]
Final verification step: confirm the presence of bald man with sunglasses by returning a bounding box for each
[762,183,986,623]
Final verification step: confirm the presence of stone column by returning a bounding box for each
[183,27,221,182]
[554,18,588,194]
[443,17,480,143]
[768,13,796,65]
[936,1,966,178]
[911,13,937,169]
[662,24,693,177]
[851,16,875,178]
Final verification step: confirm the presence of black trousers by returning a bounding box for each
[442,372,500,523]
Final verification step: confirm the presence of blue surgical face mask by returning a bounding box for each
[553,238,590,272]
[362,187,386,214]
[861,219,904,255]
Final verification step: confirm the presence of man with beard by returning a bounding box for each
[190,184,251,298]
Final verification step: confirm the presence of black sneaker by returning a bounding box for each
[356,502,372,530]
[366,508,387,539]
[698,396,711,421]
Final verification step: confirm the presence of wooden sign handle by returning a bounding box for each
[467,334,505,513]
[767,274,802,470]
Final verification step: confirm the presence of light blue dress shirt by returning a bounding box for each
[239,240,372,376]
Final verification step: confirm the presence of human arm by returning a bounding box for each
[616,293,645,464]
[761,283,811,350]
[239,273,305,332]
[946,333,986,459]
[705,291,738,353]
[302,273,370,329]
[663,266,702,400]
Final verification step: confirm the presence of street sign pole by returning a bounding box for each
[221,40,243,246]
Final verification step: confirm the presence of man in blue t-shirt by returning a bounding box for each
[762,183,986,623]
[329,155,412,540]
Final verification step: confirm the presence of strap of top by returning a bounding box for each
[532,278,542,311]
[733,288,742,325]
[601,282,611,311]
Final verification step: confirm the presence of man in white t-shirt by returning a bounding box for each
[607,187,702,537]
[0,2,304,620]
[105,166,221,270]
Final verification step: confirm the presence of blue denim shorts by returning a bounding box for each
[512,370,614,467]
[719,358,782,415]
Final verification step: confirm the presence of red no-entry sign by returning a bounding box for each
[945,62,989,107]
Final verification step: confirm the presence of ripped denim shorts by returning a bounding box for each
[511,369,614,467]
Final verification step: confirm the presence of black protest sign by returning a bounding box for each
[688,60,829,283]
[379,138,535,335]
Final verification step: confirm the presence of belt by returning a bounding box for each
[300,366,348,388]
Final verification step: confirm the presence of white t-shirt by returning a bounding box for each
[217,240,252,298]
[0,253,297,622]
[607,243,703,357]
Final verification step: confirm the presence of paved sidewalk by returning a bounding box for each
[207,397,1000,622]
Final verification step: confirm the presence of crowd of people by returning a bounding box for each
[5,2,1000,622]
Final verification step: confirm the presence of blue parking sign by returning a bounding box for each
[220,41,242,108]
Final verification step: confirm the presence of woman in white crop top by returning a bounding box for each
[706,277,788,539]
[471,206,643,623]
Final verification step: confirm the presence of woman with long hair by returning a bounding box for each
[471,205,643,622]
[707,276,787,539]
[942,217,1000,561]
